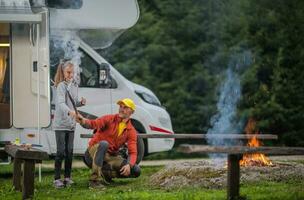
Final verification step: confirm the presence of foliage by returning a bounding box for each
[239,0,304,145]
[100,0,304,146]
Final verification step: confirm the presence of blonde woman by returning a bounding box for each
[53,60,86,188]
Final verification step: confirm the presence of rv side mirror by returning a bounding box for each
[98,63,111,88]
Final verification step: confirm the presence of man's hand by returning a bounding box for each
[76,113,85,124]
[120,164,131,176]
[76,114,92,129]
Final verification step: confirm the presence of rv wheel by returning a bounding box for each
[136,136,145,164]
[119,135,145,164]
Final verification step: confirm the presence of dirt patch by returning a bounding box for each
[150,159,304,190]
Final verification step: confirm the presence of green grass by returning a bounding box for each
[240,181,304,200]
[0,164,303,200]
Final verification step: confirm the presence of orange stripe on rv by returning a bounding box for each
[149,125,173,134]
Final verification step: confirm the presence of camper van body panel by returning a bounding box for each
[11,18,50,128]
[0,13,42,23]
[0,0,42,23]
[0,1,174,155]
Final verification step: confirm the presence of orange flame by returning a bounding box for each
[240,119,273,166]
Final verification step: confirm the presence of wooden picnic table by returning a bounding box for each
[80,133,284,200]
[178,145,304,200]
[5,144,48,200]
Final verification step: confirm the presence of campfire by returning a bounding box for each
[240,118,273,166]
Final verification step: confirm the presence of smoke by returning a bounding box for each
[207,68,242,144]
[206,51,252,160]
[50,30,82,84]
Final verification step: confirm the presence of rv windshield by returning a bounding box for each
[135,90,162,107]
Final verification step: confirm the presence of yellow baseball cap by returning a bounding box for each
[117,98,136,111]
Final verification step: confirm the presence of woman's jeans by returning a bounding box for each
[54,130,74,180]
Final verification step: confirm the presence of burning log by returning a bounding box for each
[240,118,274,166]
[240,136,273,166]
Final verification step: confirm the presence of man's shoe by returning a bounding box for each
[102,165,115,183]
[98,169,110,185]
[104,175,113,183]
[89,180,105,189]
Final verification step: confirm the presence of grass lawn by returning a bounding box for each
[0,163,303,200]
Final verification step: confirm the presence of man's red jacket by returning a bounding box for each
[85,114,137,166]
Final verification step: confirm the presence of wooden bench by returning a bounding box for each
[81,133,278,140]
[178,145,304,200]
[5,145,48,200]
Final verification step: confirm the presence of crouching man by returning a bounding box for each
[77,98,141,188]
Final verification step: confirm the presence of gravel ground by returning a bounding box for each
[149,157,304,189]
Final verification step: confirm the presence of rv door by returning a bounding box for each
[10,10,50,128]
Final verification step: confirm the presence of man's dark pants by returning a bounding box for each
[87,140,140,181]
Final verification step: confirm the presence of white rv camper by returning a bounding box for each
[0,0,174,163]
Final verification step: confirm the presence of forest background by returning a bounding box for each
[101,0,304,146]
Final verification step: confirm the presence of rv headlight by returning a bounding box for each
[135,90,161,107]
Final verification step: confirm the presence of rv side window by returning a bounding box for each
[47,0,83,9]
[0,23,11,128]
[79,49,117,88]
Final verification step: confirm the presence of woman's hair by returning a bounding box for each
[54,59,74,87]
